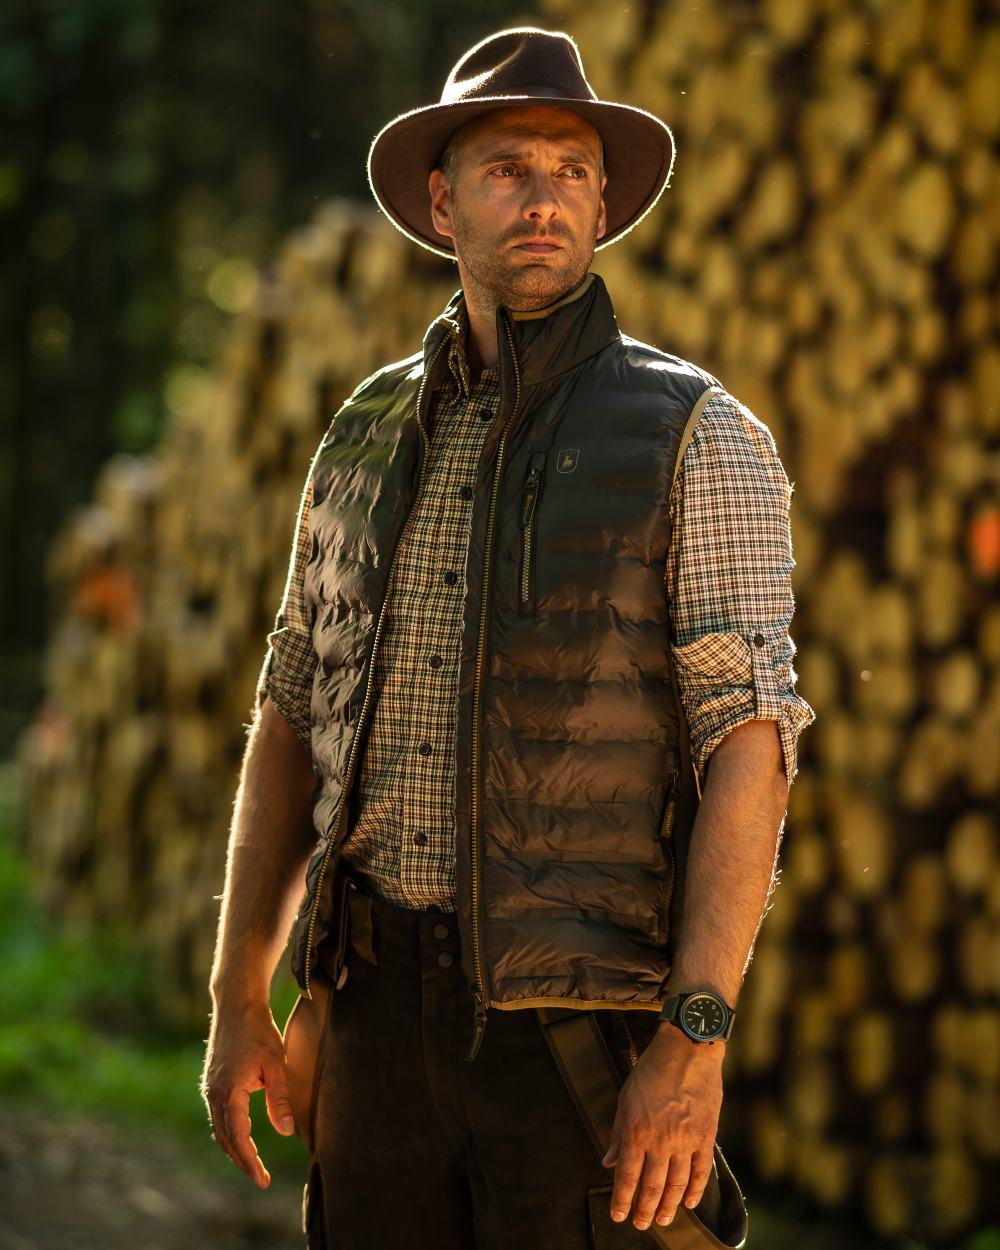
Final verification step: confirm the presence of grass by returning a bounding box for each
[0,759,306,1185]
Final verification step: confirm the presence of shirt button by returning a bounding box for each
[433,922,450,940]
[418,742,432,756]
[429,654,443,668]
[443,570,458,585]
[459,485,473,500]
[413,832,427,846]
[437,951,455,968]
[479,408,493,422]
[753,633,766,648]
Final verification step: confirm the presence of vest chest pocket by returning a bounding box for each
[518,451,547,615]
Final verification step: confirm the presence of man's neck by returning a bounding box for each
[460,289,500,374]
[458,273,591,378]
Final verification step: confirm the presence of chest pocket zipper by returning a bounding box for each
[518,451,546,615]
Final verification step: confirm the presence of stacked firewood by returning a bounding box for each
[541,0,999,1241]
[17,0,998,1240]
[17,200,446,1022]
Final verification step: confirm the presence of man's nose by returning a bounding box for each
[520,172,561,218]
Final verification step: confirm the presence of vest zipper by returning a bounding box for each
[302,335,449,1000]
[466,312,522,1061]
[657,768,680,946]
[518,452,546,614]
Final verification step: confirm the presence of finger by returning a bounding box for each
[629,1152,671,1231]
[681,1147,715,1212]
[654,1154,693,1227]
[224,1095,270,1188]
[263,1059,296,1136]
[601,1132,620,1168]
[207,1095,241,1168]
[609,1142,645,1223]
[202,1068,245,1165]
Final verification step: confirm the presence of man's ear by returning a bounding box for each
[428,169,456,243]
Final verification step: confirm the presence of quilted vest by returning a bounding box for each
[288,270,722,1051]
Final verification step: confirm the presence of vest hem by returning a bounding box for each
[489,997,665,1012]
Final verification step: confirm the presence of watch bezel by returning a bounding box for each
[677,991,730,1042]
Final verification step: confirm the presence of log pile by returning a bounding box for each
[17,0,999,1240]
[542,0,999,1240]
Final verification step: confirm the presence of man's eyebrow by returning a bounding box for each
[477,148,597,167]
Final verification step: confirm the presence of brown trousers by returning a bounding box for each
[298,870,723,1249]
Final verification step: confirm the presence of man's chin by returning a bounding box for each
[503,262,582,300]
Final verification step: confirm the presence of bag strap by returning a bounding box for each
[534,1006,749,1250]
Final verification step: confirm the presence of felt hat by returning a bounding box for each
[367,26,676,260]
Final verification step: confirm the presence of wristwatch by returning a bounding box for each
[659,989,735,1043]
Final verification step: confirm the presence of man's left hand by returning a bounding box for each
[602,1023,724,1230]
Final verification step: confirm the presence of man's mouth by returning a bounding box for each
[515,241,562,254]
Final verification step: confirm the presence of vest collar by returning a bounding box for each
[423,270,621,395]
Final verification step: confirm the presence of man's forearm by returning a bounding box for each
[663,718,789,1010]
[209,696,318,1006]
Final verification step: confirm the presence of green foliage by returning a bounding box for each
[1,0,524,754]
[0,762,304,1180]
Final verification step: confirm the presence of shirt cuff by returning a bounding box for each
[254,627,315,749]
[671,630,816,789]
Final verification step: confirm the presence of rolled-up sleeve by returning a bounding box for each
[253,473,316,748]
[666,389,816,790]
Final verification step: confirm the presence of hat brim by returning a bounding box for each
[367,96,676,260]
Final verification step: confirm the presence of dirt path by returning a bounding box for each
[0,1099,886,1249]
[0,1102,306,1250]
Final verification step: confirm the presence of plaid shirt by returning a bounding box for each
[255,306,815,910]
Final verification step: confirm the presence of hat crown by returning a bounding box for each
[366,24,676,260]
[441,27,598,106]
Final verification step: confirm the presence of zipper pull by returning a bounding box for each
[521,479,539,525]
[465,989,489,1062]
[661,768,680,839]
[520,452,547,525]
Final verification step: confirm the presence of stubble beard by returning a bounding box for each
[451,199,599,313]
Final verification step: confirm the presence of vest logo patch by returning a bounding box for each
[556,448,580,473]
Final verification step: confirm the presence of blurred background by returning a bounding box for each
[2,1,998,1247]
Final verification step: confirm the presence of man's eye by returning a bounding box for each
[488,165,587,178]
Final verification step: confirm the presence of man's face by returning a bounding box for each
[428,105,608,310]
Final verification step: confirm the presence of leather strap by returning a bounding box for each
[535,1006,749,1249]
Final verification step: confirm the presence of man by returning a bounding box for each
[200,26,815,1249]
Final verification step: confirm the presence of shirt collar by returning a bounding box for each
[444,298,499,400]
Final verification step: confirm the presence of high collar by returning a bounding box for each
[423,271,621,401]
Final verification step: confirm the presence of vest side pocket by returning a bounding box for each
[281,974,334,1158]
[518,451,546,615]
[656,768,680,946]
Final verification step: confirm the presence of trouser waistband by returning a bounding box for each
[317,861,467,988]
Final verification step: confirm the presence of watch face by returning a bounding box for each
[680,993,727,1040]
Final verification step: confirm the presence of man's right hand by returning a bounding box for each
[200,998,297,1187]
